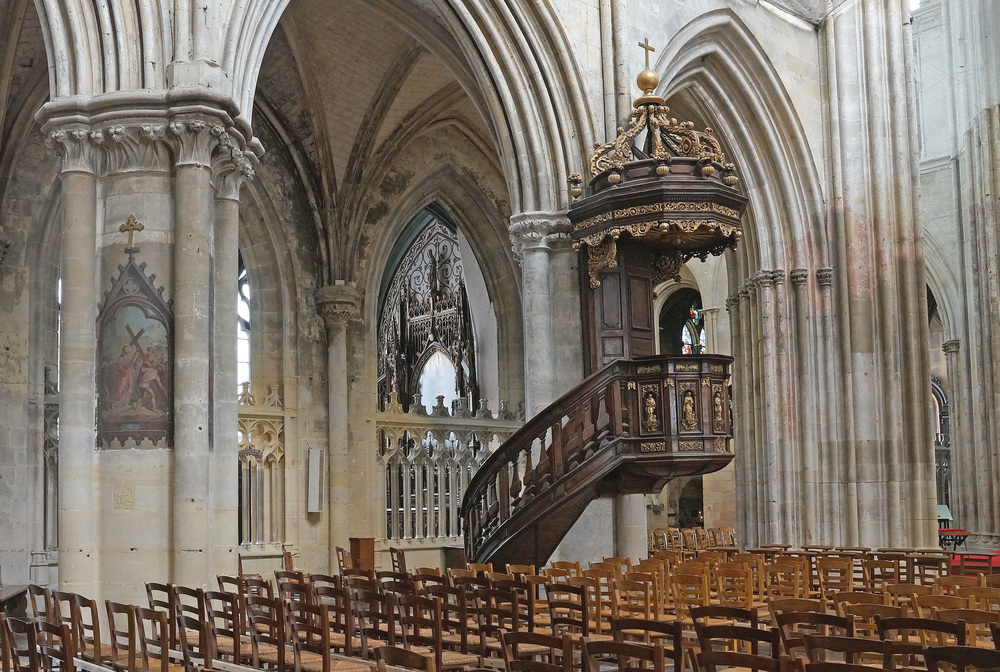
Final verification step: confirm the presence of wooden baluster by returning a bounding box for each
[550,420,564,479]
[499,461,511,520]
[521,448,535,501]
[509,453,522,512]
[610,378,625,435]
[581,395,596,457]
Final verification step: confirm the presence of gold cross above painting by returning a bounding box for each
[119,215,144,252]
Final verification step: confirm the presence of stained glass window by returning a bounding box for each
[237,252,251,395]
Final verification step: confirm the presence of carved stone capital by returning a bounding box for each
[752,269,774,288]
[508,212,571,262]
[316,283,362,330]
[942,339,961,355]
[0,228,9,266]
[770,269,786,285]
[725,295,738,312]
[790,268,809,285]
[103,124,172,173]
[212,129,257,201]
[170,119,222,168]
[46,127,105,174]
[816,267,834,286]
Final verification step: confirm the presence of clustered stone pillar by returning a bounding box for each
[316,283,361,569]
[509,213,583,417]
[49,129,100,598]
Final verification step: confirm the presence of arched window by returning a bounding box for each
[659,288,705,355]
[237,251,251,395]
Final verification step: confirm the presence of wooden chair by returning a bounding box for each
[717,564,758,611]
[802,634,891,667]
[938,575,985,595]
[817,557,854,599]
[396,593,481,671]
[172,584,206,649]
[136,606,183,672]
[492,579,537,636]
[603,558,633,576]
[4,618,40,672]
[861,559,899,593]
[568,577,607,635]
[549,562,580,579]
[27,585,53,623]
[145,582,175,647]
[924,645,1000,672]
[218,574,242,595]
[914,594,971,619]
[692,624,783,672]
[957,586,1000,612]
[831,592,885,618]
[285,601,371,672]
[885,583,934,615]
[935,609,1000,648]
[765,563,803,603]
[691,605,760,629]
[611,616,682,651]
[246,593,291,671]
[499,631,571,672]
[506,565,536,579]
[350,586,396,658]
[71,593,113,666]
[473,587,521,660]
[32,619,73,672]
[840,603,903,639]
[336,547,353,575]
[546,583,607,643]
[424,585,474,659]
[389,547,407,574]
[671,572,712,622]
[467,563,494,577]
[106,601,138,672]
[581,638,666,672]
[876,615,966,670]
[613,579,653,621]
[313,584,362,658]
[582,569,617,623]
[540,568,572,583]
[912,554,950,586]
[448,569,476,584]
[204,589,250,666]
[774,611,853,661]
[50,591,75,645]
[415,568,443,577]
[769,599,828,618]
[376,645,435,672]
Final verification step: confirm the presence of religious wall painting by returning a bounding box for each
[96,218,173,449]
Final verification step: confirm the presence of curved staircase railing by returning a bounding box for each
[461,354,734,566]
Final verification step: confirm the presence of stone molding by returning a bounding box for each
[316,283,362,328]
[942,339,961,355]
[790,268,809,285]
[42,106,259,194]
[508,211,572,262]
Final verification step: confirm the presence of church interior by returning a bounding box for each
[2,0,1000,667]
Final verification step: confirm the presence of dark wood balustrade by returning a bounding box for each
[461,354,735,567]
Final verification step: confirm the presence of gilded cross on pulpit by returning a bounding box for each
[638,37,655,69]
[119,215,144,256]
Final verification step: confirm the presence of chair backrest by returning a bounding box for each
[50,591,75,644]
[500,631,571,672]
[925,646,1000,672]
[775,611,854,659]
[172,584,206,621]
[36,619,75,672]
[582,638,666,672]
[956,586,1000,612]
[693,645,783,672]
[389,547,407,574]
[217,574,241,594]
[937,575,984,595]
[27,585,52,623]
[550,561,580,578]
[613,579,653,620]
[396,593,444,671]
[286,601,332,672]
[425,585,470,654]
[611,616,682,652]
[914,594,971,618]
[935,608,1000,647]
[769,598,827,617]
[817,557,854,598]
[802,634,890,667]
[765,563,801,600]
[696,622,781,660]
[876,614,966,668]
[204,589,242,663]
[717,564,755,610]
[671,572,711,619]
[832,592,885,617]
[467,562,494,576]
[492,579,536,633]
[336,546,353,574]
[474,587,520,649]
[135,606,170,672]
[70,593,108,665]
[546,582,589,636]
[106,601,137,672]
[376,645,434,672]
[145,581,174,647]
[312,584,356,656]
[350,585,396,652]
[506,564,536,578]
[5,617,40,672]
[691,605,759,629]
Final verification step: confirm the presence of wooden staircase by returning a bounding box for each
[461,354,735,567]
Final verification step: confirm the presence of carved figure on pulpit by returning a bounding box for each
[682,390,697,429]
[714,391,723,423]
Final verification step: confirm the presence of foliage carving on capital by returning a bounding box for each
[816,267,834,286]
[790,268,809,285]
[212,128,256,201]
[103,124,173,173]
[770,269,786,285]
[170,120,222,168]
[508,213,571,263]
[47,127,105,174]
[942,339,960,355]
[315,284,362,329]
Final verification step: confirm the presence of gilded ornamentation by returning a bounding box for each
[573,202,740,232]
[709,364,724,373]
[637,365,662,374]
[679,440,702,451]
[640,441,667,453]
[587,238,618,288]
[676,363,699,372]
[713,437,728,453]
[702,377,711,387]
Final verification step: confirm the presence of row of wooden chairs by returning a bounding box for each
[649,527,738,553]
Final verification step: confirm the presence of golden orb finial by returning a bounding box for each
[637,68,659,95]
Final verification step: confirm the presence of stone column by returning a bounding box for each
[170,119,219,586]
[49,128,101,596]
[510,214,556,418]
[316,283,361,570]
[546,228,584,400]
[941,339,964,523]
[209,141,254,569]
[614,493,647,560]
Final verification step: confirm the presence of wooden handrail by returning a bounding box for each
[461,354,734,565]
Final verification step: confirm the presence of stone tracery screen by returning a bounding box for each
[377,218,478,412]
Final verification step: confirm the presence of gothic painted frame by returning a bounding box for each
[96,255,173,449]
